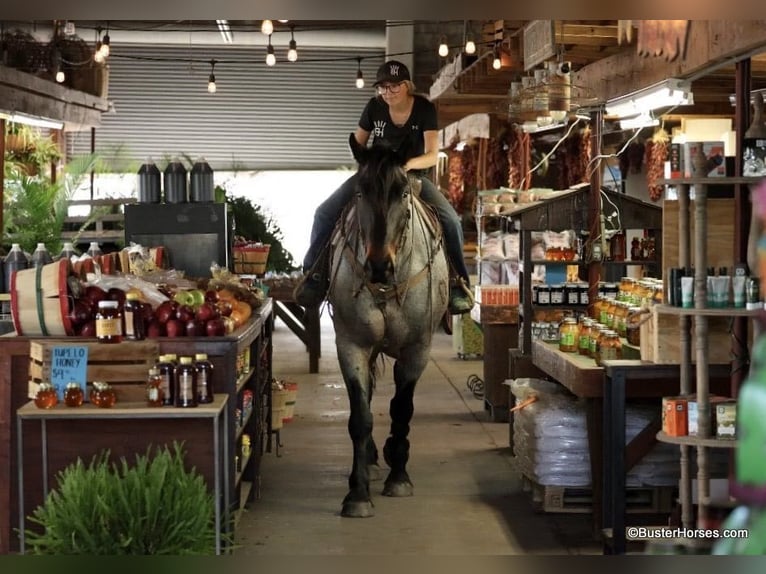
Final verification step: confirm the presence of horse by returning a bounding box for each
[326,133,449,518]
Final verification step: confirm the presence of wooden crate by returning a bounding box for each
[28,340,159,401]
[523,476,674,514]
[640,306,731,364]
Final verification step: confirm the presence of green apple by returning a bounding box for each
[173,290,195,307]
[189,289,206,308]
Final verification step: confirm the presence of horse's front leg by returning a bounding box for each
[337,344,375,517]
[382,355,428,497]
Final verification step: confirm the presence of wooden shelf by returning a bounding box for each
[602,260,657,266]
[656,431,737,449]
[235,450,253,488]
[235,368,256,394]
[528,260,583,265]
[656,177,763,186]
[236,407,254,441]
[653,304,761,317]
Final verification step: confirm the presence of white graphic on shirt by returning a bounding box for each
[374,120,386,137]
[412,125,418,130]
[389,64,400,77]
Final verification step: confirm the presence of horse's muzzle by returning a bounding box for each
[365,258,394,284]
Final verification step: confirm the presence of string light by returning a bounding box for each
[207,59,217,93]
[492,43,502,70]
[51,45,65,83]
[265,34,276,66]
[100,23,110,58]
[438,35,449,58]
[261,20,274,35]
[355,57,364,89]
[287,25,298,62]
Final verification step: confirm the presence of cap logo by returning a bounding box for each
[389,64,400,77]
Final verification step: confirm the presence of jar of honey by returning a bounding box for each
[34,382,59,409]
[558,317,579,353]
[64,382,84,407]
[590,325,608,359]
[614,302,630,338]
[596,330,623,366]
[90,381,117,408]
[578,318,593,356]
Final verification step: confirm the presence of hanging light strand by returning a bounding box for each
[438,34,449,58]
[287,25,298,62]
[99,21,111,58]
[207,59,217,93]
[261,20,274,35]
[93,26,105,64]
[265,34,276,66]
[355,57,364,89]
[492,42,502,70]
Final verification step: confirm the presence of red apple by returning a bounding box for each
[205,318,226,337]
[84,285,107,304]
[205,289,220,303]
[165,318,185,338]
[107,288,126,305]
[195,302,218,322]
[155,301,175,324]
[78,320,97,337]
[140,302,154,323]
[216,300,233,317]
[68,300,92,326]
[185,319,206,337]
[146,320,166,338]
[176,304,195,323]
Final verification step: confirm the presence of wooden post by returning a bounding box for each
[0,118,4,238]
[588,109,603,313]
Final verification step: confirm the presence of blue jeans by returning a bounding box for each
[303,173,470,284]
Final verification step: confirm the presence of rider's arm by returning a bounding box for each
[404,130,439,172]
[354,127,371,147]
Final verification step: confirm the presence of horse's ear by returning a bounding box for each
[349,133,367,164]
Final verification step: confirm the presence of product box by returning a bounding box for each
[668,143,683,179]
[715,400,737,439]
[683,141,727,178]
[743,137,766,177]
[662,396,688,437]
[687,395,729,436]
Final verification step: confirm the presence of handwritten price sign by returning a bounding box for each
[50,346,88,400]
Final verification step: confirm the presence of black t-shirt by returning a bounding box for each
[357,94,438,162]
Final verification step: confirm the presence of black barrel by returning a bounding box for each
[163,161,188,203]
[137,160,161,203]
[189,160,214,202]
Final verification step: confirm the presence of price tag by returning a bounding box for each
[50,346,89,401]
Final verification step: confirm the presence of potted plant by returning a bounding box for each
[23,442,223,554]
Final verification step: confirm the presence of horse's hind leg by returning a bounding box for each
[382,358,425,497]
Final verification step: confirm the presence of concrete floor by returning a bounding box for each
[234,312,602,555]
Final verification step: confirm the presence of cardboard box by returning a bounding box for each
[715,400,737,439]
[683,141,727,177]
[687,395,729,436]
[743,137,766,177]
[663,397,688,436]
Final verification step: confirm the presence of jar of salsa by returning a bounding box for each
[558,317,579,353]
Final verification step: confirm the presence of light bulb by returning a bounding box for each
[266,52,276,66]
[492,56,502,70]
[55,70,65,83]
[94,49,105,64]
[100,34,110,57]
[356,74,365,89]
[261,20,274,35]
[465,40,476,55]
[208,74,216,93]
[287,40,298,62]
[438,42,449,58]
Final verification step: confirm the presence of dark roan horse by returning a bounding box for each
[327,134,449,517]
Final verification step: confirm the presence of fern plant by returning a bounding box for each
[24,442,221,555]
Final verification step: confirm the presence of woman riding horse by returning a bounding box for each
[294,60,473,315]
[327,132,449,517]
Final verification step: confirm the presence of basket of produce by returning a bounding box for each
[233,241,270,275]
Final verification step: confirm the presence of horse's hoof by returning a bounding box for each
[341,500,375,518]
[368,464,384,482]
[382,480,413,497]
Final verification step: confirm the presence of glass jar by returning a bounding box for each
[578,284,589,306]
[194,353,215,404]
[614,302,630,338]
[157,355,176,406]
[90,381,116,408]
[558,317,579,353]
[578,318,593,356]
[123,292,145,341]
[596,330,623,366]
[565,283,580,305]
[64,382,84,407]
[604,282,619,300]
[537,285,551,306]
[626,307,646,346]
[34,382,59,409]
[605,300,618,329]
[146,367,163,407]
[175,356,198,408]
[590,325,608,359]
[550,284,565,305]
[96,300,123,344]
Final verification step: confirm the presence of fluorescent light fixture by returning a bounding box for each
[216,20,234,44]
[606,78,693,118]
[1,112,64,130]
[619,113,660,130]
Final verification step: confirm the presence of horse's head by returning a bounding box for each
[349,133,412,285]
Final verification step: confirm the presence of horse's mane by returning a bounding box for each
[357,142,408,211]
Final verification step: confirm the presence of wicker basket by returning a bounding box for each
[233,244,270,275]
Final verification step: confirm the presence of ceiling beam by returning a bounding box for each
[573,20,766,104]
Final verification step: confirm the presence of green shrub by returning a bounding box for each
[24,442,221,555]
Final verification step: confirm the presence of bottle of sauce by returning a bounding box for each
[3,243,28,293]
[157,355,176,406]
[145,367,164,407]
[96,300,123,343]
[194,353,214,404]
[122,292,145,340]
[31,243,53,268]
[175,356,198,408]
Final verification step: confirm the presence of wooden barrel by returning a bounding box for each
[10,259,73,336]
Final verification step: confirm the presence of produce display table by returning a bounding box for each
[264,281,320,374]
[530,340,731,550]
[16,396,228,554]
